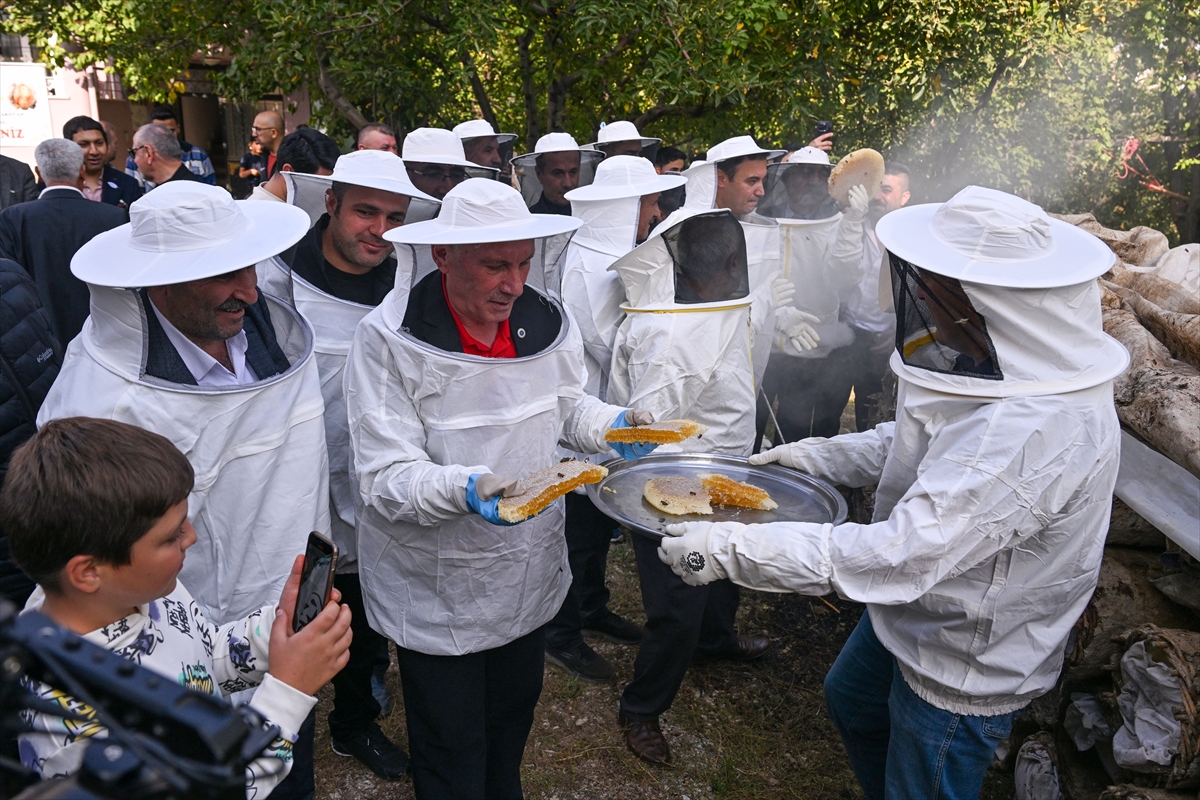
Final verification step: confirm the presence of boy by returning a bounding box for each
[1,417,352,795]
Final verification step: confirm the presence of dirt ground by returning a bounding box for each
[312,540,1020,799]
[312,398,1019,799]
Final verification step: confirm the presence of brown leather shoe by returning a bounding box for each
[618,712,670,765]
[694,635,774,664]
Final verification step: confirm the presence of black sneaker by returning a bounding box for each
[331,722,409,779]
[583,611,644,645]
[545,642,616,682]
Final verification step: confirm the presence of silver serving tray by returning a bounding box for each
[586,453,847,539]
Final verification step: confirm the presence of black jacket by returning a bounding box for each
[0,259,62,605]
[0,187,127,347]
[402,269,561,356]
[141,290,292,385]
[0,155,38,211]
[529,193,572,216]
[100,164,144,209]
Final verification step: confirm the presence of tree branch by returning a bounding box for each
[314,45,369,130]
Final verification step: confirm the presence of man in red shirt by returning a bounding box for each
[347,178,658,800]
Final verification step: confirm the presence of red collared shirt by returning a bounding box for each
[442,276,518,358]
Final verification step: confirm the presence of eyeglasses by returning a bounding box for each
[250,126,277,134]
[408,166,468,183]
[128,145,148,159]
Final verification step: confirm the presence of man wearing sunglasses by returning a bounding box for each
[401,128,497,201]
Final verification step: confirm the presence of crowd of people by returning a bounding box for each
[0,110,1124,800]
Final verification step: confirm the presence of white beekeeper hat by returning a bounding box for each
[784,147,832,166]
[72,182,309,288]
[512,132,600,164]
[564,155,686,202]
[585,120,661,151]
[290,149,439,202]
[383,178,581,245]
[705,135,786,164]
[402,127,494,171]
[876,185,1114,288]
[453,119,517,145]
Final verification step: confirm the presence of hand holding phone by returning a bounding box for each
[268,539,352,696]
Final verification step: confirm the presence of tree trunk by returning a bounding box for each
[314,47,369,131]
[517,29,539,146]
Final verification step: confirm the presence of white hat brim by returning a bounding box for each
[405,154,499,173]
[288,171,439,204]
[461,132,517,145]
[73,201,310,288]
[875,202,1114,288]
[511,150,605,167]
[383,213,582,245]
[564,172,686,202]
[585,136,662,150]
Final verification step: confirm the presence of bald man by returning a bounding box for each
[253,110,286,178]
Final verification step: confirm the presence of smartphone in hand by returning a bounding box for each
[814,120,833,138]
[293,532,338,632]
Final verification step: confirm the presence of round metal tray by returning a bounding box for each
[586,453,847,539]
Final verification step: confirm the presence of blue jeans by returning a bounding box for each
[824,613,1014,800]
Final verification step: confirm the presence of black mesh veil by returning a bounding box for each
[889,251,1002,380]
[758,162,839,221]
[660,212,751,305]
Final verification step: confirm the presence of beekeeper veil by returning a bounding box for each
[383,178,581,306]
[585,120,661,164]
[453,118,518,175]
[511,133,604,208]
[402,128,497,219]
[758,147,838,222]
[877,185,1130,397]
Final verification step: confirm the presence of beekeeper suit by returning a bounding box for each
[584,119,660,161]
[258,149,437,577]
[676,136,820,389]
[661,186,1129,799]
[755,147,872,441]
[38,182,327,626]
[511,132,603,214]
[607,209,771,766]
[607,209,756,455]
[561,155,686,399]
[541,156,688,685]
[345,178,655,798]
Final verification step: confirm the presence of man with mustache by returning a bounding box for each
[38,182,330,799]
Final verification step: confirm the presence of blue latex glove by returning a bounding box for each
[466,473,516,526]
[608,410,660,460]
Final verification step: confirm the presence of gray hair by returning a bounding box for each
[133,123,182,161]
[34,138,85,183]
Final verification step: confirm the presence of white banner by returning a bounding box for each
[0,63,54,148]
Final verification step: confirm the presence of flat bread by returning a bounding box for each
[643,476,713,516]
[605,419,708,445]
[643,473,777,516]
[498,460,608,523]
[828,148,885,206]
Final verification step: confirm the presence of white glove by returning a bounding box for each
[769,274,796,308]
[749,442,816,471]
[783,312,821,351]
[658,523,724,586]
[843,184,869,222]
[625,408,655,426]
[474,473,519,499]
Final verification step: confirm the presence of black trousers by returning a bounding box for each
[267,705,316,800]
[327,572,389,741]
[758,347,856,445]
[397,626,545,800]
[840,328,894,433]
[619,532,740,720]
[544,492,616,650]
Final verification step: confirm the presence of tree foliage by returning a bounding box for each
[3,0,1196,240]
